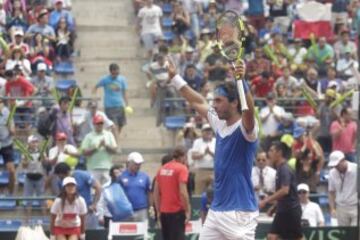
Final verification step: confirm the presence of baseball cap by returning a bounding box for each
[201,123,212,131]
[93,114,104,124]
[38,9,48,18]
[328,150,345,167]
[185,46,194,53]
[14,29,24,36]
[328,81,338,89]
[293,126,305,139]
[201,28,211,35]
[127,152,144,164]
[54,0,64,4]
[183,122,195,129]
[62,176,77,187]
[297,183,310,192]
[27,135,39,143]
[37,62,47,71]
[282,112,294,121]
[56,132,67,140]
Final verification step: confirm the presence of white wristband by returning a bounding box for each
[171,74,188,91]
[80,233,86,240]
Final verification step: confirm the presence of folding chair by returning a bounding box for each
[108,221,148,240]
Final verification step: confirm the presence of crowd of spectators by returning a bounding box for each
[0,0,358,236]
[136,0,359,228]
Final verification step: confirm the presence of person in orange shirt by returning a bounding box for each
[154,146,191,240]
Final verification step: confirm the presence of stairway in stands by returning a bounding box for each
[72,0,174,177]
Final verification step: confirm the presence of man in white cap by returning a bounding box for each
[118,152,151,221]
[9,28,29,55]
[297,183,324,227]
[190,123,215,194]
[328,150,358,226]
[31,62,53,105]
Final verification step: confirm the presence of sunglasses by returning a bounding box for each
[297,190,307,194]
[257,158,266,162]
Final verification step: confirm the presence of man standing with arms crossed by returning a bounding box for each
[167,60,259,239]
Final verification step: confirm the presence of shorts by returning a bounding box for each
[89,169,110,185]
[269,206,303,239]
[105,107,126,128]
[141,32,161,51]
[200,209,258,240]
[23,176,45,207]
[0,145,13,164]
[53,226,81,236]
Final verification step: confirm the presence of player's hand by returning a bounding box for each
[233,59,246,79]
[258,200,266,209]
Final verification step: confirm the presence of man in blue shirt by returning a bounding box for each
[168,60,259,239]
[54,162,102,228]
[25,9,56,42]
[49,0,75,31]
[119,152,151,221]
[93,63,128,135]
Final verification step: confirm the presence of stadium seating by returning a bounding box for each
[164,115,186,130]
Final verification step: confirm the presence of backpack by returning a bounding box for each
[104,182,133,221]
[37,108,57,138]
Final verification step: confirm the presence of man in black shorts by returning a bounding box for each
[0,99,16,195]
[259,141,303,240]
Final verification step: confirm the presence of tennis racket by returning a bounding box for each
[216,10,249,111]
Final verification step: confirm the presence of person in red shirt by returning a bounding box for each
[4,69,35,129]
[330,107,358,162]
[251,71,275,98]
[154,146,191,240]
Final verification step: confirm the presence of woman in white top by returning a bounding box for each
[50,176,87,240]
[5,46,31,78]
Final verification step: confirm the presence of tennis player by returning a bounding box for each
[168,60,259,239]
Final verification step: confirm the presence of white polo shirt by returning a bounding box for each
[191,137,216,169]
[301,201,325,227]
[328,161,358,207]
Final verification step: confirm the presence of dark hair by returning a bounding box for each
[109,164,122,180]
[271,141,289,158]
[54,162,71,175]
[172,146,187,160]
[4,70,14,78]
[158,45,169,55]
[215,81,241,112]
[109,63,119,72]
[161,154,173,165]
[340,107,349,116]
[59,185,79,210]
[59,96,71,104]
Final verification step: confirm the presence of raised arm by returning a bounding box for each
[168,60,210,119]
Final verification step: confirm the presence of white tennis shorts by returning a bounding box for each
[199,209,259,240]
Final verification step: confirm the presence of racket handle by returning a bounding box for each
[237,80,249,111]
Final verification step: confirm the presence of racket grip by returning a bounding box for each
[237,80,249,111]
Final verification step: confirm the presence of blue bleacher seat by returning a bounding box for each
[0,200,16,209]
[31,217,50,226]
[0,155,4,165]
[54,61,75,75]
[163,31,174,42]
[162,17,173,28]
[0,171,9,185]
[162,3,173,14]
[164,116,186,130]
[56,79,77,96]
[17,172,25,185]
[0,219,22,230]
[319,196,329,207]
